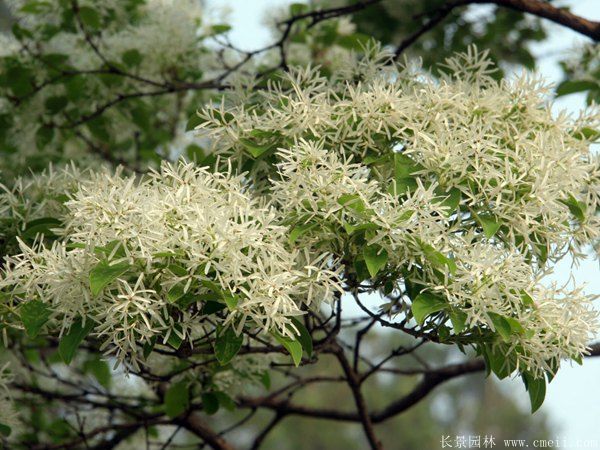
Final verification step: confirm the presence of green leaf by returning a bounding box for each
[143,337,156,359]
[174,293,197,310]
[0,423,11,437]
[214,327,243,365]
[202,301,226,315]
[520,290,535,307]
[337,194,367,214]
[164,381,189,418]
[556,80,598,97]
[186,143,206,162]
[389,177,418,196]
[476,213,501,239]
[274,334,303,367]
[166,328,183,350]
[89,260,130,296]
[121,49,142,67]
[167,283,186,303]
[20,1,51,14]
[201,392,220,415]
[559,194,586,222]
[363,245,388,278]
[505,317,524,334]
[79,6,101,29]
[22,217,62,239]
[214,391,236,411]
[239,138,272,158]
[435,187,461,215]
[343,222,379,236]
[87,116,110,141]
[484,344,515,379]
[64,76,87,101]
[336,33,371,51]
[290,317,312,357]
[289,2,307,16]
[411,292,447,325]
[44,96,68,113]
[489,313,511,341]
[211,24,231,34]
[83,357,111,388]
[6,67,34,96]
[421,243,456,275]
[36,126,54,149]
[260,372,271,390]
[59,317,95,365]
[522,373,546,413]
[223,293,238,311]
[573,126,600,141]
[353,258,370,282]
[449,310,467,333]
[394,153,420,178]
[186,112,203,131]
[95,240,127,258]
[289,222,317,245]
[20,300,51,338]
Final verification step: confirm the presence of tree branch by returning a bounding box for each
[332,343,383,449]
[395,0,600,56]
[239,343,600,425]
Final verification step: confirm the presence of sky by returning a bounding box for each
[206,0,600,445]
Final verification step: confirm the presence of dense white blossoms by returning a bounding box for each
[0,162,341,366]
[0,46,598,380]
[431,241,597,376]
[195,47,599,377]
[199,46,600,264]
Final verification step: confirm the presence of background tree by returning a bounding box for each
[0,1,598,449]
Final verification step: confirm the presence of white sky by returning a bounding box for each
[206,0,600,443]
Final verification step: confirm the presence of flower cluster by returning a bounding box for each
[1,45,598,381]
[194,46,599,377]
[0,164,93,257]
[431,241,597,376]
[198,46,600,264]
[1,162,341,366]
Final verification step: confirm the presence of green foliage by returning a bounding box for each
[411,292,447,325]
[83,357,112,388]
[20,300,51,338]
[201,392,220,415]
[58,317,95,364]
[214,327,243,365]
[78,6,102,29]
[475,213,502,239]
[0,423,11,437]
[164,381,189,418]
[363,244,388,278]
[89,260,131,296]
[274,333,303,366]
[291,317,313,358]
[560,194,587,222]
[522,372,546,414]
[556,80,598,97]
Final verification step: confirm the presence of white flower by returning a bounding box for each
[195,45,599,375]
[1,161,342,367]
